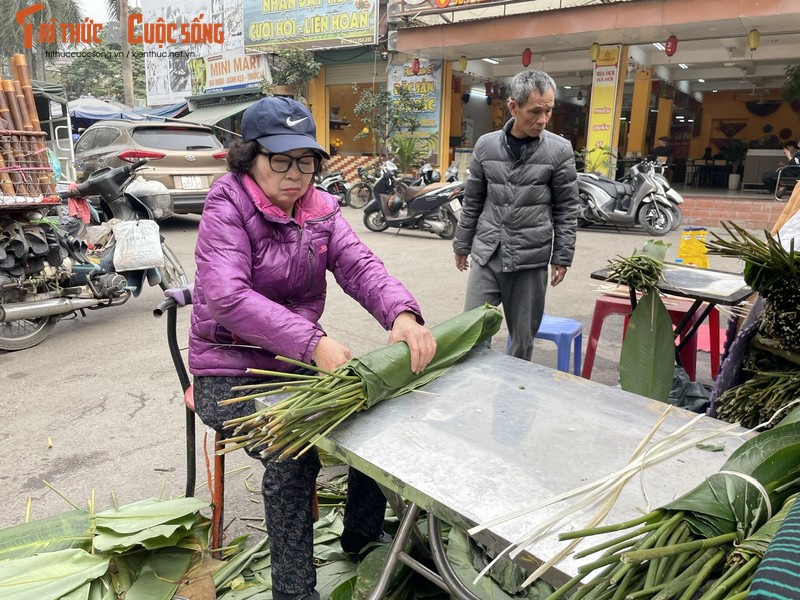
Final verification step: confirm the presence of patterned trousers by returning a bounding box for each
[194,375,386,598]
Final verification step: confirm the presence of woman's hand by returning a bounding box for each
[311,336,352,372]
[388,312,437,374]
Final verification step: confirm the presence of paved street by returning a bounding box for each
[0,208,739,542]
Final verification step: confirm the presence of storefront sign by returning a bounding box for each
[189,48,271,94]
[388,58,442,157]
[244,0,378,52]
[141,0,244,106]
[586,45,622,177]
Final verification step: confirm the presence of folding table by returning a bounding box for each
[315,347,750,598]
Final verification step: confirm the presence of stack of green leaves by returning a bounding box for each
[218,305,504,460]
[706,221,800,351]
[544,405,800,600]
[0,497,210,600]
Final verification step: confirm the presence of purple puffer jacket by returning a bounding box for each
[189,172,423,376]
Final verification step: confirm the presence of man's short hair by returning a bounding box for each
[509,70,557,106]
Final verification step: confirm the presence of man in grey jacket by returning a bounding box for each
[453,69,578,361]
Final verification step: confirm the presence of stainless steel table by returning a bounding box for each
[315,347,749,597]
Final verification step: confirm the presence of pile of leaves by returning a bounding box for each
[0,496,210,599]
[706,222,800,427]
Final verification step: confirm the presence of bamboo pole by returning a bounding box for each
[11,54,55,195]
[0,88,23,195]
[11,55,41,133]
[0,79,30,196]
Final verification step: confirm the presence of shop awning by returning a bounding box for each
[178,99,259,125]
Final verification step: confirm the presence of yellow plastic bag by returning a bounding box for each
[677,227,709,268]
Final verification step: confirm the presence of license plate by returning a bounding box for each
[180,175,203,190]
[448,198,461,212]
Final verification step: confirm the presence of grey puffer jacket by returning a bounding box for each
[453,121,578,271]
[189,173,422,377]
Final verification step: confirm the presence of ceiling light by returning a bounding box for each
[678,63,688,69]
[712,89,718,93]
[652,42,665,51]
[564,85,572,89]
[482,58,499,65]
[620,116,627,120]
[697,78,705,83]
[688,119,694,123]
[724,61,736,67]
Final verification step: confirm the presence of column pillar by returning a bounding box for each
[307,66,328,152]
[654,96,674,142]
[627,67,652,155]
[439,61,453,171]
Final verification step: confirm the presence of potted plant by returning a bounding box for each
[263,47,321,98]
[724,138,749,190]
[576,145,617,177]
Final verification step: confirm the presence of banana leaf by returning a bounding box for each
[0,548,109,600]
[93,512,201,552]
[352,304,504,407]
[124,547,195,600]
[619,289,676,402]
[731,493,798,562]
[94,497,209,535]
[667,406,800,539]
[0,509,92,560]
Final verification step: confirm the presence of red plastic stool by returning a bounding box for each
[581,295,720,381]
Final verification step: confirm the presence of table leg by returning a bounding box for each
[428,515,483,600]
[367,502,448,600]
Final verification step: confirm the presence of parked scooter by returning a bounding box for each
[0,159,188,350]
[362,160,464,239]
[315,170,348,206]
[627,160,684,230]
[576,163,676,236]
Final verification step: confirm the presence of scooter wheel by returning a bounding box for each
[347,183,371,209]
[0,277,57,350]
[363,210,389,232]
[637,203,673,236]
[437,211,458,240]
[667,205,683,230]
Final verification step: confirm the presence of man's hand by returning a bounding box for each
[388,312,437,374]
[455,254,469,271]
[551,264,567,287]
[311,336,352,372]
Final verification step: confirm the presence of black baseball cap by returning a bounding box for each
[241,97,330,159]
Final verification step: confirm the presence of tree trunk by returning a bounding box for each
[120,0,134,106]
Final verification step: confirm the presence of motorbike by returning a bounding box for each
[630,160,684,230]
[362,160,464,239]
[314,170,348,207]
[576,162,677,236]
[0,159,188,351]
[346,163,380,209]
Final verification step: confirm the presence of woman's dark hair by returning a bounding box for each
[226,139,324,177]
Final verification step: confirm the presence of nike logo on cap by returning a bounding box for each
[286,116,308,127]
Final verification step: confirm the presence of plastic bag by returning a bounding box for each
[126,177,174,220]
[111,220,164,271]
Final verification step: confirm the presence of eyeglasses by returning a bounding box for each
[258,150,318,174]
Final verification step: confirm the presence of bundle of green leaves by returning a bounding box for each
[545,404,800,600]
[219,305,504,460]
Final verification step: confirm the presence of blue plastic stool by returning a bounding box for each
[507,314,583,375]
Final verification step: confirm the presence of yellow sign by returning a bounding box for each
[586,45,622,177]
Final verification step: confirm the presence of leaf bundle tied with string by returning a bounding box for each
[217,305,504,461]
[541,405,800,600]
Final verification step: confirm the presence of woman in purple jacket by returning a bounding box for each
[189,97,436,600]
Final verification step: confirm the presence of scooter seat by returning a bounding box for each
[590,177,631,198]
[323,171,343,178]
[403,182,448,202]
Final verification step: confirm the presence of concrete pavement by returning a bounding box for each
[0,209,740,544]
